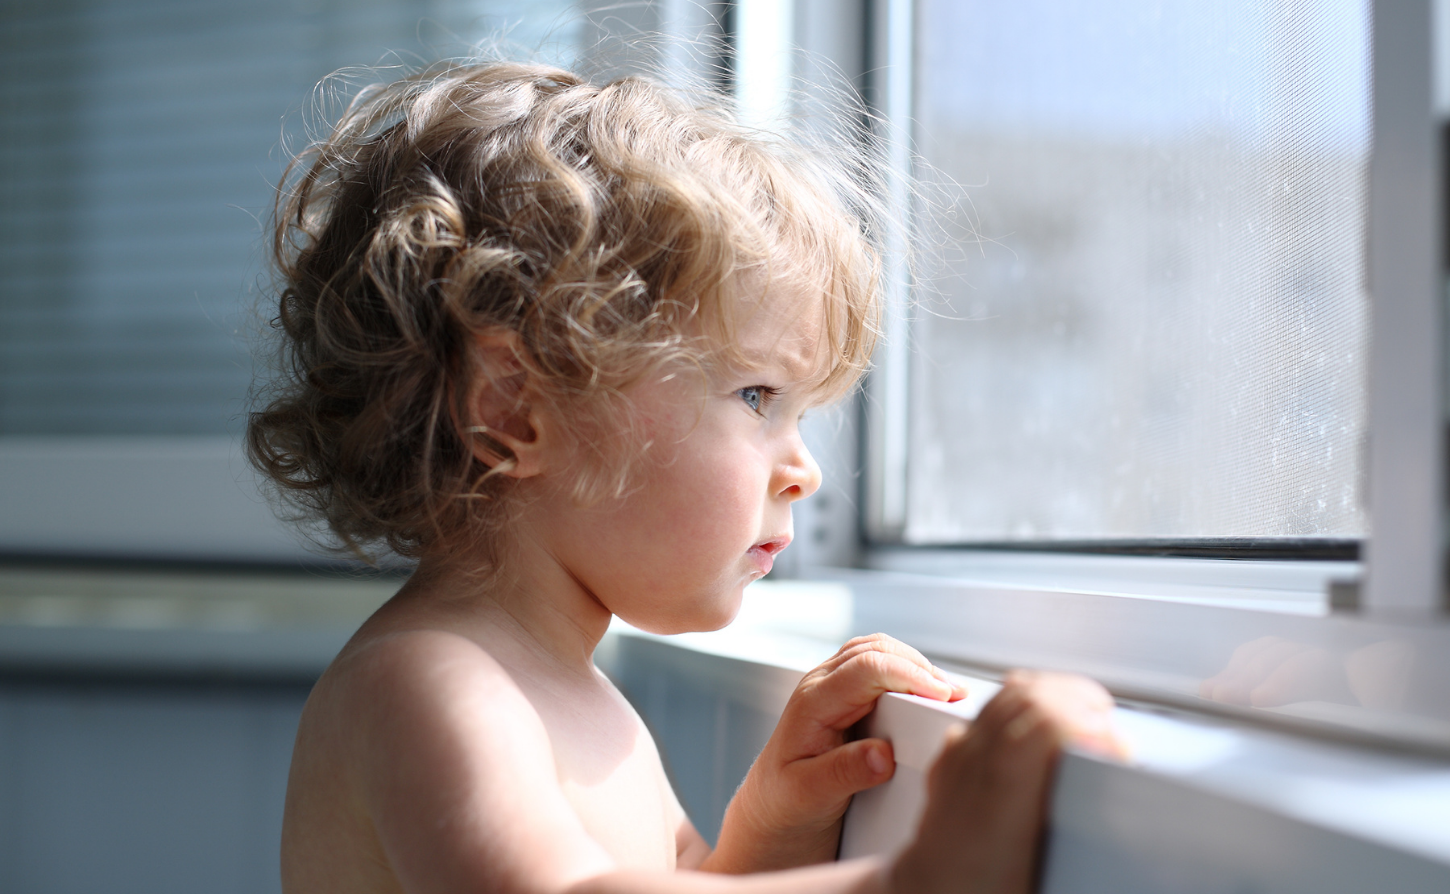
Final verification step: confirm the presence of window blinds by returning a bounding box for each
[0,0,582,435]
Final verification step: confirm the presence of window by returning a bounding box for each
[771,0,1450,751]
[903,0,1371,546]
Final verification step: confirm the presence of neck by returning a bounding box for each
[409,534,614,675]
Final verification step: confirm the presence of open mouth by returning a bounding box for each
[747,537,791,575]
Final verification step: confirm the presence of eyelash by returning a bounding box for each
[737,385,781,414]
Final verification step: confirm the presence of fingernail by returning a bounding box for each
[867,745,891,775]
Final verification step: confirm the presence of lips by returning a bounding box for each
[747,537,791,576]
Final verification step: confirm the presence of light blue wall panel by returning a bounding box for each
[0,681,308,894]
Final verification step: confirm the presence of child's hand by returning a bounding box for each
[707,634,966,874]
[889,670,1126,894]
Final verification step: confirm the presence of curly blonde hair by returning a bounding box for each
[248,60,883,564]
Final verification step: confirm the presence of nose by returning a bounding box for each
[773,434,822,502]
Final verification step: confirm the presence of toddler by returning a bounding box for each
[249,61,1121,894]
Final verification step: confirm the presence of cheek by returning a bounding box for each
[666,438,763,532]
[591,444,763,593]
[637,451,751,555]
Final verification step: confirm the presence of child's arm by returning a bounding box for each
[584,670,1122,894]
[339,631,619,893]
[334,630,889,894]
[335,631,1113,894]
[695,635,966,874]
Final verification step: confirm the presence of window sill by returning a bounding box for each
[819,567,1450,753]
[863,548,1359,616]
[842,690,1450,886]
[603,591,1450,890]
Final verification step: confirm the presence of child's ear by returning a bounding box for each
[465,330,549,479]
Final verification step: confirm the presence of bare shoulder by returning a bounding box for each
[284,625,611,894]
[331,626,531,724]
[307,624,561,804]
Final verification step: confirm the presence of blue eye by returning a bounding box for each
[737,385,779,414]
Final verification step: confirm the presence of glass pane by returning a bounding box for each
[907,0,1371,541]
[0,0,586,435]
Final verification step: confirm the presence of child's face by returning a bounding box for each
[531,287,827,635]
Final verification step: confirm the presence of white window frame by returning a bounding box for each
[773,0,1450,753]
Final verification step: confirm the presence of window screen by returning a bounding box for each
[905,0,1371,542]
[0,0,582,436]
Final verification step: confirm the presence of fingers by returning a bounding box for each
[923,722,970,793]
[901,708,1055,894]
[824,634,933,676]
[893,672,1125,894]
[798,648,960,731]
[920,674,1122,848]
[792,737,897,806]
[818,634,967,701]
[715,734,899,873]
[977,671,1127,761]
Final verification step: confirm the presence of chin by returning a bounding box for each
[703,585,748,630]
[628,588,743,635]
[697,605,739,633]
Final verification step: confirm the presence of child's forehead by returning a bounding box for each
[709,278,834,385]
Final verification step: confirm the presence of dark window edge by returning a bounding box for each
[0,550,414,580]
[866,538,1361,562]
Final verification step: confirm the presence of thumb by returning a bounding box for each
[796,738,896,804]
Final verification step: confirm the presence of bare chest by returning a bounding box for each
[540,696,683,871]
